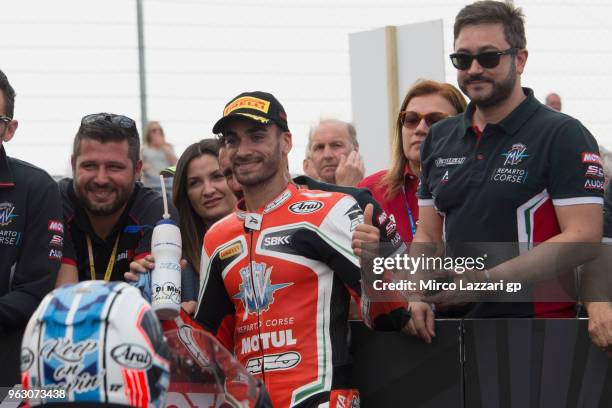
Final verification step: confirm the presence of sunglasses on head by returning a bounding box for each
[81,113,136,130]
[399,111,449,128]
[449,47,518,70]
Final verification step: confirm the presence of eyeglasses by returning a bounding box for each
[81,113,136,130]
[399,111,449,128]
[449,48,518,70]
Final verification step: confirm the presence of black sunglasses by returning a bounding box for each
[449,48,518,70]
[81,113,136,129]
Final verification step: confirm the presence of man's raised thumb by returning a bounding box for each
[363,203,374,226]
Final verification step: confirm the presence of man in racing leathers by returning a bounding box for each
[194,91,409,407]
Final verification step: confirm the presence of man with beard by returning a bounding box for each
[0,69,63,386]
[195,91,409,407]
[56,113,178,285]
[409,1,605,322]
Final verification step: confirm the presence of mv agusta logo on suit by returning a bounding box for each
[233,261,292,321]
[196,183,408,407]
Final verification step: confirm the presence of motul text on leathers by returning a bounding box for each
[195,184,409,407]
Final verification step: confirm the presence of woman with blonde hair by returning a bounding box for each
[141,121,177,193]
[358,80,467,242]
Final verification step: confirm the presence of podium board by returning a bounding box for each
[350,320,462,407]
[350,319,612,407]
[463,319,612,408]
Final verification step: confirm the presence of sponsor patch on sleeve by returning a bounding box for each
[385,217,398,239]
[49,234,63,248]
[48,220,64,234]
[585,165,604,179]
[584,178,605,191]
[581,152,602,166]
[377,211,388,226]
[48,248,63,261]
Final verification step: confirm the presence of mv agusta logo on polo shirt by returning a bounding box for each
[491,143,530,184]
[502,143,529,166]
[0,202,20,246]
[0,202,17,227]
[234,261,292,321]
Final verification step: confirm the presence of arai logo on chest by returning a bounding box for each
[288,200,324,214]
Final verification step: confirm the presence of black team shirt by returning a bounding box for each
[417,88,604,318]
[0,146,62,385]
[60,178,178,282]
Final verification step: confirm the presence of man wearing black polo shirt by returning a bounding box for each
[57,113,177,285]
[412,1,604,326]
[0,70,63,386]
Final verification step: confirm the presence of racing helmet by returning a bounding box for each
[21,280,170,407]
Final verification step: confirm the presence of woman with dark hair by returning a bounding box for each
[358,80,467,243]
[128,139,237,315]
[173,138,238,313]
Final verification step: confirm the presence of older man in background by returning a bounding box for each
[307,119,365,186]
[545,92,562,111]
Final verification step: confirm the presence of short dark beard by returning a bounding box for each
[233,136,283,189]
[234,150,280,188]
[0,125,8,145]
[460,61,517,109]
[73,180,133,217]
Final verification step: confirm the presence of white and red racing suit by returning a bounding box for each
[194,183,409,407]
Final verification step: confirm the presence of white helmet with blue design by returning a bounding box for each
[21,280,170,407]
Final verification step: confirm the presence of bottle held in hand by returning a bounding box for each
[151,174,182,319]
[151,219,182,319]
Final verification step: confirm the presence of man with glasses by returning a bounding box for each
[0,69,63,386]
[56,113,178,286]
[411,0,606,325]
